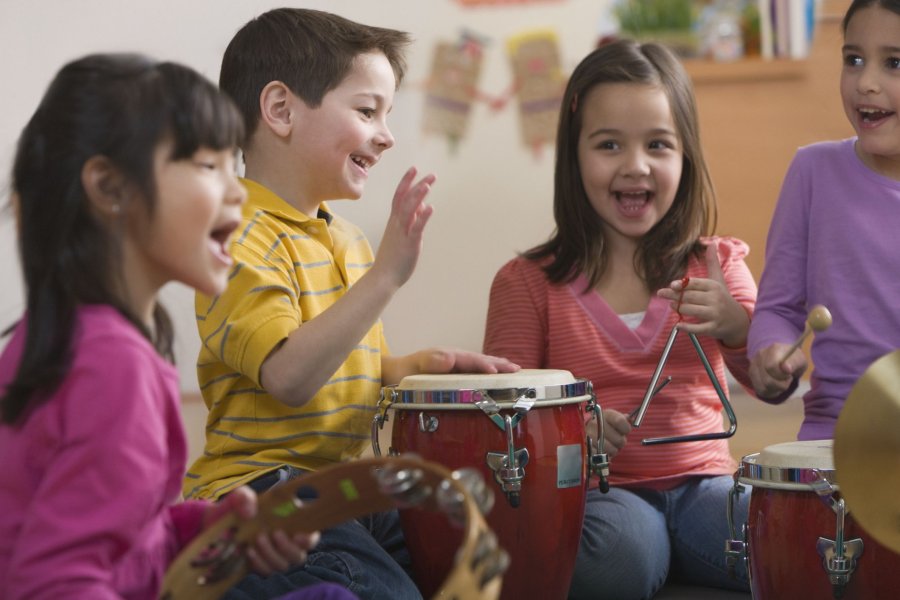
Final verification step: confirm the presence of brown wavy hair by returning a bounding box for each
[525,39,716,293]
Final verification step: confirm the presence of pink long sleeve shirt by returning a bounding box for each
[0,305,207,599]
[484,237,757,487]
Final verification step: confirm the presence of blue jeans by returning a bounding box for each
[223,467,422,600]
[568,475,751,600]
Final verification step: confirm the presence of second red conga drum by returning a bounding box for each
[734,440,900,599]
[375,369,595,600]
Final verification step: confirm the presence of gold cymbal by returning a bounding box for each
[834,349,900,553]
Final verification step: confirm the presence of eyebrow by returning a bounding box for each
[585,127,678,139]
[843,43,900,54]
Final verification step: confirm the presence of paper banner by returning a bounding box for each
[421,33,487,147]
[507,30,564,152]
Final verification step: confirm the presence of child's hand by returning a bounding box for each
[586,408,631,458]
[749,343,806,400]
[414,347,520,375]
[372,166,436,289]
[657,244,749,347]
[204,486,320,577]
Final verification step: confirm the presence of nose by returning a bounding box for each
[227,175,248,206]
[374,121,395,150]
[857,63,881,95]
[622,149,650,178]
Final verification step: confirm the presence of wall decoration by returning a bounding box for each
[421,31,488,150]
[506,30,564,155]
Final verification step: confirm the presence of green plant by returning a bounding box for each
[614,0,696,34]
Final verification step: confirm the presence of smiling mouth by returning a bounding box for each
[351,155,373,171]
[615,191,652,215]
[859,107,896,124]
[209,221,239,260]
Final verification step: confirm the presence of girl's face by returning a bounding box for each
[841,4,900,177]
[124,140,246,313]
[577,82,683,248]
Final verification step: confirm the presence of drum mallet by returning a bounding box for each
[778,305,832,368]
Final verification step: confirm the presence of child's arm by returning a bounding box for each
[260,168,435,407]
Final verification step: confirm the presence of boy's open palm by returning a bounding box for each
[373,167,436,289]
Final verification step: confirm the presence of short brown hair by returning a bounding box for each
[220,8,411,138]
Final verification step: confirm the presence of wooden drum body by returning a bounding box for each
[374,369,598,600]
[729,440,900,599]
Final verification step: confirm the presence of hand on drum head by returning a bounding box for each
[749,343,807,400]
[384,347,520,385]
[588,409,632,458]
[204,486,320,577]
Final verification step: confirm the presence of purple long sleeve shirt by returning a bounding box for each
[748,138,900,440]
[0,305,207,599]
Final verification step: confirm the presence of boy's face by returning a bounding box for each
[290,51,397,205]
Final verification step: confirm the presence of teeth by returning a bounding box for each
[352,156,372,169]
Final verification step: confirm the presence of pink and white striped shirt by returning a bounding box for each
[484,236,757,487]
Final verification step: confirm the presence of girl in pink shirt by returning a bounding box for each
[0,53,346,600]
[484,40,756,599]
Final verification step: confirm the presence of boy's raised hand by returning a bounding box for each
[657,244,749,348]
[372,166,436,289]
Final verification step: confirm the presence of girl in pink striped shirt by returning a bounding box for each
[484,39,756,599]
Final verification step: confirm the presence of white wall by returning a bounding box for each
[0,0,613,392]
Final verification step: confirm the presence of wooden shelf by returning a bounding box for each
[684,57,808,84]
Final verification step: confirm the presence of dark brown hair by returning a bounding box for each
[220,8,411,138]
[843,0,900,31]
[3,53,244,425]
[525,39,716,292]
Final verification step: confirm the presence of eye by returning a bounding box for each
[648,140,674,151]
[597,140,619,151]
[887,56,900,70]
[358,107,375,119]
[843,54,863,68]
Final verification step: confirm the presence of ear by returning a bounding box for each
[81,155,130,217]
[258,81,295,139]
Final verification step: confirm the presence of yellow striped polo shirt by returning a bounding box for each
[184,179,387,500]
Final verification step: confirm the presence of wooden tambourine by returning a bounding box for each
[159,456,508,600]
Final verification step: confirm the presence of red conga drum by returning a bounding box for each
[374,369,598,600]
[730,440,900,599]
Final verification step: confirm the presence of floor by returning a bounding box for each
[180,386,804,599]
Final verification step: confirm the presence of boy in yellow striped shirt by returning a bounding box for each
[185,8,517,599]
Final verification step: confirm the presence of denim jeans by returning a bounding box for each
[222,466,422,600]
[568,475,751,600]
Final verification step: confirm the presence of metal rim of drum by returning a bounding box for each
[738,452,839,492]
[385,379,592,410]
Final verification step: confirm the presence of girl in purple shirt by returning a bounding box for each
[749,0,900,440]
[0,53,351,600]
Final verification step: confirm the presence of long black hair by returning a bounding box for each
[2,53,244,425]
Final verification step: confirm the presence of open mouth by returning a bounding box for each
[209,220,239,263]
[858,107,895,125]
[351,154,373,171]
[615,190,652,215]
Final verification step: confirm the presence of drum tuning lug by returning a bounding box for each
[485,448,529,507]
[417,412,439,433]
[816,536,864,594]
